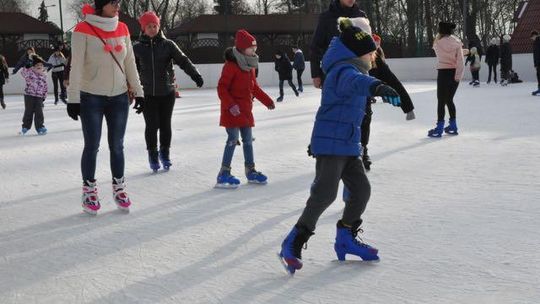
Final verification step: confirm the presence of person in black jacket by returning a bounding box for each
[274,50,299,102]
[133,11,204,172]
[0,54,8,109]
[292,47,305,92]
[500,34,512,86]
[310,0,366,89]
[357,34,415,171]
[485,38,499,84]
[532,30,540,95]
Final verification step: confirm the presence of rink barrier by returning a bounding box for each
[4,53,537,94]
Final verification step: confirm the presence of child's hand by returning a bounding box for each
[229,104,241,116]
[267,103,275,110]
[406,110,416,121]
[371,84,401,107]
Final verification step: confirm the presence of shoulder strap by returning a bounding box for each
[84,21,125,75]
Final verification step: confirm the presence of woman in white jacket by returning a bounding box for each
[67,0,144,215]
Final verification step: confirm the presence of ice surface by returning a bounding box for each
[1,82,539,303]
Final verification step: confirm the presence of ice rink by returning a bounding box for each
[1,82,539,303]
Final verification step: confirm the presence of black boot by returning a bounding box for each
[0,99,5,109]
[362,146,372,171]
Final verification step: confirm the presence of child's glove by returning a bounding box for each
[229,104,241,116]
[133,97,144,114]
[371,84,401,107]
[406,110,416,121]
[267,102,275,110]
[67,103,80,121]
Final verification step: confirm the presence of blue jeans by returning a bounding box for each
[80,92,129,182]
[221,127,254,169]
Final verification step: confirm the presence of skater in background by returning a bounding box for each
[47,46,68,105]
[12,47,35,75]
[274,50,299,102]
[20,55,48,135]
[500,34,513,86]
[133,11,204,172]
[355,33,416,171]
[465,46,481,87]
[485,38,499,84]
[292,46,305,92]
[532,30,540,96]
[215,29,275,189]
[310,0,367,88]
[428,22,464,138]
[0,54,8,109]
[279,18,402,275]
[66,1,144,215]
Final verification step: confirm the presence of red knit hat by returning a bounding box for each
[372,34,381,44]
[235,29,257,50]
[139,11,160,30]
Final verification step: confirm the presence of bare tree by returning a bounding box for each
[0,0,29,13]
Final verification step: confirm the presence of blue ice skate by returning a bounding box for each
[334,220,379,262]
[216,169,241,189]
[428,121,444,138]
[278,225,313,275]
[444,119,459,135]
[246,167,267,185]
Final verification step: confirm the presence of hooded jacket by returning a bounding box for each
[133,31,201,96]
[292,49,305,71]
[217,48,274,128]
[310,37,380,157]
[274,51,294,80]
[67,13,144,103]
[310,0,366,79]
[433,35,465,81]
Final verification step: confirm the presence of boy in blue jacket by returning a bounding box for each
[278,18,401,275]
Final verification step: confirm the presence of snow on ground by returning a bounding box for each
[0,82,539,304]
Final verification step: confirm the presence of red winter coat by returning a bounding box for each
[218,48,274,128]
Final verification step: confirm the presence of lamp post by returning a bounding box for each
[58,0,64,33]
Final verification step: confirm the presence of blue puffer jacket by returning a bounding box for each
[310,37,380,157]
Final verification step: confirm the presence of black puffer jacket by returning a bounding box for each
[133,31,202,96]
[310,0,366,79]
[500,42,512,70]
[485,45,499,65]
[369,48,414,114]
[274,51,293,80]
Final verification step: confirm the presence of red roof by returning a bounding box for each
[511,0,540,53]
[168,14,319,37]
[0,12,62,35]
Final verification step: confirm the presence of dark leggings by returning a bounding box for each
[279,79,298,97]
[471,70,479,81]
[437,69,459,121]
[142,92,176,151]
[52,71,66,101]
[487,64,497,83]
[536,66,540,88]
[360,101,372,147]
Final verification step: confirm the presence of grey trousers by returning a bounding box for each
[297,155,371,232]
[22,95,44,130]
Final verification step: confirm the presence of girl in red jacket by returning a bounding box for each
[216,29,275,189]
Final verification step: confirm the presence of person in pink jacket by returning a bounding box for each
[428,22,464,138]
